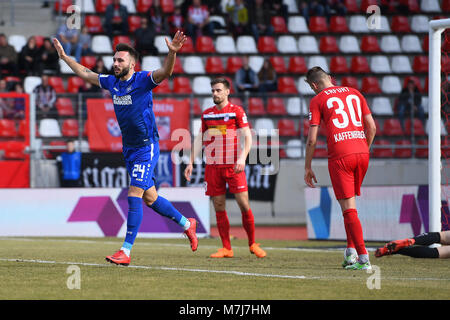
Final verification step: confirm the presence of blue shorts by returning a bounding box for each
[123,143,159,191]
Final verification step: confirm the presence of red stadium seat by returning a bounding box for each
[0,119,17,137]
[309,16,328,33]
[344,0,359,13]
[383,118,404,136]
[330,56,349,74]
[372,139,393,158]
[137,0,153,13]
[351,56,370,73]
[54,0,72,12]
[4,76,20,86]
[415,139,428,158]
[302,120,327,137]
[67,76,85,93]
[394,140,412,158]
[172,58,184,74]
[223,76,235,94]
[269,56,287,73]
[277,77,298,94]
[205,57,225,74]
[85,15,103,33]
[229,97,243,107]
[257,36,278,53]
[422,35,429,52]
[95,0,112,13]
[161,0,174,13]
[319,36,339,53]
[314,140,328,158]
[403,76,422,92]
[128,16,142,33]
[153,79,171,93]
[196,36,215,53]
[405,0,420,12]
[226,56,243,73]
[271,16,287,33]
[62,119,79,137]
[191,98,202,115]
[113,36,132,50]
[360,0,378,11]
[278,119,297,137]
[288,56,307,74]
[391,16,411,33]
[361,36,381,53]
[81,56,97,70]
[4,141,26,160]
[248,97,266,116]
[173,77,192,93]
[412,56,429,73]
[329,16,349,33]
[56,98,75,116]
[340,76,359,90]
[48,76,65,93]
[443,55,450,73]
[444,0,450,12]
[18,120,27,137]
[267,98,287,115]
[34,35,44,48]
[405,119,426,136]
[361,77,382,94]
[179,37,194,53]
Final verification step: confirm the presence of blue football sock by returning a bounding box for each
[123,196,143,254]
[149,196,188,228]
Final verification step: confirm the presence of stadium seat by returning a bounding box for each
[391,16,411,33]
[236,36,257,54]
[288,56,307,74]
[415,139,428,158]
[215,35,236,54]
[361,77,382,94]
[39,119,62,137]
[360,0,378,11]
[401,35,422,53]
[113,35,132,51]
[381,76,402,94]
[81,56,97,70]
[92,35,112,53]
[128,15,142,33]
[370,55,391,73]
[192,76,212,95]
[4,141,26,160]
[248,97,266,116]
[287,16,309,33]
[120,0,136,13]
[153,79,171,93]
[178,36,194,53]
[329,16,349,33]
[372,16,391,33]
[298,76,315,95]
[172,77,192,94]
[142,56,161,71]
[372,139,393,158]
[319,36,339,53]
[74,0,95,13]
[56,98,75,116]
[344,0,359,13]
[309,16,328,33]
[421,0,441,11]
[205,57,224,74]
[412,56,429,73]
[339,35,360,53]
[307,56,329,73]
[271,16,287,33]
[270,56,287,73]
[183,56,205,74]
[444,0,450,11]
[340,76,359,90]
[257,36,277,53]
[314,140,328,158]
[277,35,298,54]
[48,76,65,93]
[371,97,393,115]
[278,119,297,137]
[298,36,319,54]
[249,56,264,73]
[349,16,369,33]
[0,119,17,137]
[394,140,412,158]
[330,56,349,74]
[380,35,402,53]
[196,36,215,53]
[403,76,423,92]
[226,56,243,73]
[351,56,370,73]
[154,35,170,54]
[254,118,276,137]
[62,119,79,137]
[286,97,303,116]
[24,76,41,94]
[267,98,287,116]
[286,139,303,158]
[161,0,174,13]
[95,0,112,13]
[8,35,27,53]
[391,55,412,73]
[405,119,426,136]
[59,56,76,74]
[85,15,103,33]
[54,0,72,12]
[361,36,381,53]
[136,0,152,12]
[277,77,298,94]
[229,97,243,107]
[411,15,429,33]
[383,118,404,136]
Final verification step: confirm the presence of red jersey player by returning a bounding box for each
[184,78,266,258]
[304,67,377,270]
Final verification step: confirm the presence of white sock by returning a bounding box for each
[183,219,191,231]
[120,247,131,257]
[345,247,357,257]
[359,254,369,264]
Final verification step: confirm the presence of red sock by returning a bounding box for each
[216,211,231,250]
[343,209,367,255]
[343,217,356,249]
[241,208,255,246]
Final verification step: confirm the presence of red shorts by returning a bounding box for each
[204,165,248,196]
[328,153,369,200]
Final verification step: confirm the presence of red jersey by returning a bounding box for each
[309,86,371,160]
[201,102,249,167]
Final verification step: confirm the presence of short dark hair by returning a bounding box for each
[210,77,230,89]
[305,66,329,85]
[115,43,139,61]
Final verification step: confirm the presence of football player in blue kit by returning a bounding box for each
[53,31,198,266]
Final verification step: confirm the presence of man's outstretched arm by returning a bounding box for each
[152,30,186,84]
[53,38,100,87]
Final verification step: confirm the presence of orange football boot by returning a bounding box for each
[184,218,198,251]
[210,248,234,258]
[249,243,267,258]
[105,250,130,266]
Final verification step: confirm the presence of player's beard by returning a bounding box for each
[114,65,130,79]
[213,96,224,105]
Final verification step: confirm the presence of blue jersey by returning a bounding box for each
[98,71,159,148]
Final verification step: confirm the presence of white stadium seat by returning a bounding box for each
[74,0,95,13]
[426,119,447,136]
[183,56,205,74]
[391,55,412,73]
[92,35,112,53]
[371,97,393,115]
[236,36,257,54]
[371,16,391,33]
[8,35,27,53]
[277,35,298,53]
[288,16,308,33]
[249,56,264,73]
[370,55,391,73]
[286,97,301,116]
[286,139,303,158]
[201,97,215,111]
[298,76,315,95]
[74,140,90,152]
[284,0,299,13]
[298,36,319,54]
[401,35,422,53]
[215,35,237,54]
[380,35,401,53]
[102,55,113,71]
[254,118,276,136]
[307,56,329,73]
[411,15,429,33]
[339,35,360,53]
[39,119,62,137]
[60,56,76,74]
[192,118,202,137]
[154,35,170,54]
[349,16,369,33]
[193,76,212,95]
[120,0,136,13]
[142,56,161,71]
[24,76,41,94]
[381,76,402,94]
[421,0,441,12]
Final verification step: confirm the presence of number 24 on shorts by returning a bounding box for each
[132,164,148,181]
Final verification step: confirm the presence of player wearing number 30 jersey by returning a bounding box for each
[304,67,377,270]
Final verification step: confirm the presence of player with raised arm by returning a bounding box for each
[53,31,198,266]
[184,78,266,258]
[303,67,377,270]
